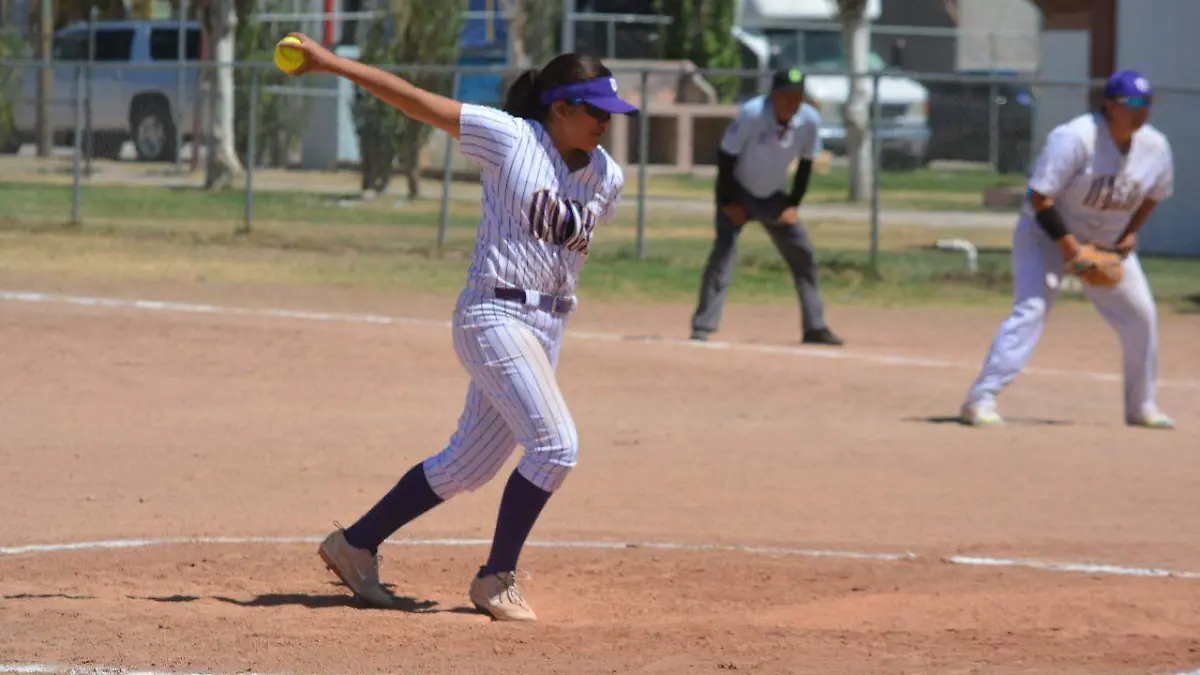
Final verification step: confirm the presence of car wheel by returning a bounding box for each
[131,100,177,163]
[83,132,125,160]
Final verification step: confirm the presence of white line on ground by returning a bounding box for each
[0,665,277,675]
[4,290,1200,390]
[2,536,1199,581]
[3,662,1197,675]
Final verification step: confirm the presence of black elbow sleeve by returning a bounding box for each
[1034,205,1070,241]
[787,159,814,207]
[716,150,739,205]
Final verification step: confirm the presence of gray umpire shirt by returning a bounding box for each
[720,95,822,200]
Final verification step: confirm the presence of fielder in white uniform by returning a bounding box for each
[275,35,634,620]
[960,70,1175,429]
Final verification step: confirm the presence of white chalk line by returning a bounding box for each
[2,535,1200,582]
[1,539,1197,675]
[0,665,276,675]
[4,290,1200,391]
[3,661,1197,675]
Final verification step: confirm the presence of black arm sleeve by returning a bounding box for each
[786,159,814,207]
[716,149,740,205]
[1034,204,1070,241]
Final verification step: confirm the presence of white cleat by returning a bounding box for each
[469,568,537,622]
[1127,409,1176,429]
[960,401,1004,427]
[318,526,396,608]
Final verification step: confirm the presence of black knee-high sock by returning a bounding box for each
[344,462,443,556]
[481,469,553,576]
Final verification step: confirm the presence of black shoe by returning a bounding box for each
[689,330,710,342]
[802,328,844,346]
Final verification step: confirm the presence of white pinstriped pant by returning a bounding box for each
[423,290,577,498]
[965,216,1160,419]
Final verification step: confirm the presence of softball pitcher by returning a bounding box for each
[960,70,1175,429]
[276,35,635,620]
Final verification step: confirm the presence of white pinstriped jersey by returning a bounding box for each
[457,103,625,297]
[1024,113,1174,245]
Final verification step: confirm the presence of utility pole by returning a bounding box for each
[37,0,52,157]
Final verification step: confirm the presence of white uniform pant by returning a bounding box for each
[423,290,578,499]
[965,216,1159,419]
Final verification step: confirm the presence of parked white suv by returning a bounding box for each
[12,19,202,162]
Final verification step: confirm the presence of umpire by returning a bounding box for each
[689,68,844,346]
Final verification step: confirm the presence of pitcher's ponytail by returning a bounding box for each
[503,69,545,120]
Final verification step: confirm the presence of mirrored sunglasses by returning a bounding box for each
[1116,95,1152,110]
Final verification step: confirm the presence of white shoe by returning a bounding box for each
[1127,408,1175,429]
[960,400,1003,427]
[318,527,396,608]
[469,568,537,621]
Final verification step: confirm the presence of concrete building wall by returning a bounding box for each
[1031,28,1090,148]
[956,0,1042,72]
[1116,0,1200,256]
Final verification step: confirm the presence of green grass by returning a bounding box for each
[1,180,1197,313]
[638,166,1029,212]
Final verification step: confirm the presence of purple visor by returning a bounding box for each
[539,76,639,115]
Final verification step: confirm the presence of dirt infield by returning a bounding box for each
[2,279,1200,675]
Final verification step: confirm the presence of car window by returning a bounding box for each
[93,29,135,61]
[52,35,87,61]
[150,28,202,61]
[761,29,887,72]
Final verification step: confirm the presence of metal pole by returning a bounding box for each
[869,71,882,272]
[606,19,615,59]
[988,80,1000,171]
[36,0,52,157]
[242,66,258,234]
[560,0,573,52]
[71,64,84,225]
[438,72,461,253]
[86,7,96,175]
[176,0,187,173]
[635,69,649,260]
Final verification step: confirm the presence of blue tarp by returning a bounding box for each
[457,0,508,105]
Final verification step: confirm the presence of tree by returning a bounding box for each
[655,0,741,103]
[234,0,309,168]
[837,0,872,202]
[351,0,461,198]
[501,0,561,71]
[0,34,27,153]
[201,0,245,190]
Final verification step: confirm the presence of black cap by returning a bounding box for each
[771,68,806,92]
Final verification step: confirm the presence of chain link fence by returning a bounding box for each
[0,58,1194,272]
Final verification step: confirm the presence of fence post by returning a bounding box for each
[988,79,999,171]
[438,71,462,254]
[176,0,188,173]
[635,69,649,260]
[241,66,258,235]
[869,71,882,273]
[71,63,85,225]
[86,7,96,175]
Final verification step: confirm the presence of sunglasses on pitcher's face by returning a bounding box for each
[1115,95,1152,110]
[569,98,612,122]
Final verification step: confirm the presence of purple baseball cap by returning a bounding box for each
[539,76,639,115]
[1104,70,1153,107]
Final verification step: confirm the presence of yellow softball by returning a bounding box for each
[274,36,306,74]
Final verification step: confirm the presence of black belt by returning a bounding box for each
[494,287,577,315]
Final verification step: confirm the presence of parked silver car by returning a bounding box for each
[12,19,202,162]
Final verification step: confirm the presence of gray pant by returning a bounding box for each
[691,190,827,336]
